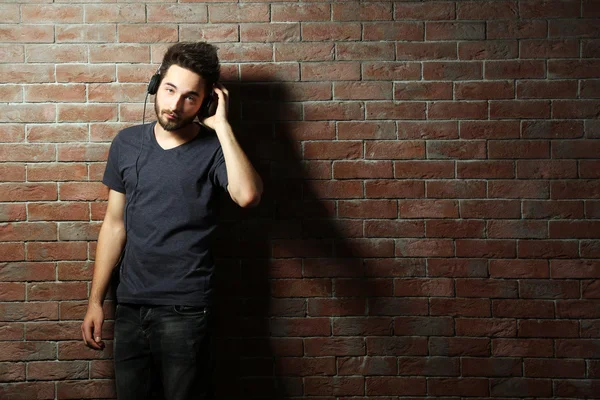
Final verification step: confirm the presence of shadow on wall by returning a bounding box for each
[210,78,392,399]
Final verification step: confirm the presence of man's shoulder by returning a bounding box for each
[112,122,150,145]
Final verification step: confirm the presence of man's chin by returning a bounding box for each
[157,116,195,131]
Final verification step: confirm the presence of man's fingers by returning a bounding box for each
[82,321,102,350]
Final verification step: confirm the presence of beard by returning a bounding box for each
[154,100,196,131]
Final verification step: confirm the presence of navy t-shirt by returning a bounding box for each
[102,121,228,307]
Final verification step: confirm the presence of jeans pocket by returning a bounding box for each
[172,305,207,317]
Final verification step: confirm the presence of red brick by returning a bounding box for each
[364,62,421,81]
[400,199,458,218]
[58,341,113,361]
[27,242,87,261]
[301,62,360,81]
[519,320,579,338]
[394,278,453,296]
[493,339,554,357]
[396,239,454,257]
[365,220,424,238]
[270,318,330,337]
[58,104,117,123]
[60,182,108,201]
[518,239,579,258]
[519,279,580,299]
[209,4,269,23]
[332,3,392,21]
[396,42,456,61]
[333,161,392,179]
[395,81,452,100]
[431,337,490,357]
[491,377,552,397]
[1,104,55,123]
[428,259,488,278]
[456,239,516,258]
[26,44,87,63]
[22,4,82,23]
[460,120,520,139]
[394,161,454,179]
[302,22,362,41]
[393,316,453,336]
[427,180,486,199]
[536,199,586,219]
[487,220,548,239]
[367,102,426,120]
[58,261,93,281]
[0,164,24,182]
[490,259,549,279]
[0,183,57,202]
[425,22,486,41]
[518,79,578,99]
[366,337,428,356]
[457,160,514,179]
[488,19,547,39]
[0,382,54,399]
[303,141,361,160]
[493,299,555,318]
[429,377,490,396]
[118,24,178,43]
[338,356,396,376]
[180,24,238,42]
[456,318,517,337]
[0,203,26,222]
[84,4,145,23]
[365,180,425,199]
[462,358,522,377]
[429,101,488,119]
[521,38,579,58]
[365,377,426,396]
[430,298,490,317]
[365,21,424,41]
[28,163,87,182]
[551,260,600,278]
[305,376,364,396]
[89,44,149,63]
[147,4,207,23]
[369,297,428,316]
[333,317,392,336]
[308,298,365,317]
[240,23,299,42]
[0,25,54,43]
[57,380,116,399]
[554,100,600,119]
[338,200,397,219]
[335,82,393,100]
[557,300,600,318]
[455,279,518,298]
[363,258,424,278]
[90,360,114,379]
[305,338,365,357]
[56,24,116,43]
[27,361,88,381]
[424,62,483,81]
[427,140,486,159]
[456,80,514,99]
[488,180,549,199]
[459,41,519,61]
[0,85,22,102]
[552,180,600,199]
[366,141,424,160]
[240,63,299,82]
[525,358,585,378]
[305,180,362,199]
[487,61,546,80]
[489,140,550,159]
[0,222,56,242]
[337,43,395,61]
[56,64,115,83]
[0,45,24,63]
[272,3,329,22]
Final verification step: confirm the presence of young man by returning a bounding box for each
[81,42,263,400]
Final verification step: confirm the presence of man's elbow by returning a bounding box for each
[234,189,262,208]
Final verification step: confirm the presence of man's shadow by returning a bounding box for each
[209,78,381,399]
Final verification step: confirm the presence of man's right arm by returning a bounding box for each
[81,189,127,350]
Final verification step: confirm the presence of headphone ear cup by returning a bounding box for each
[147,73,160,95]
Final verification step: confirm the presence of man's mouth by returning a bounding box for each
[164,112,178,120]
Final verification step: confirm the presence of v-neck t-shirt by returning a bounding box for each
[102,121,228,306]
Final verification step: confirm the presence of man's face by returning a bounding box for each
[154,64,207,131]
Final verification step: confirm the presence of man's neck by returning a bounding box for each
[154,122,201,149]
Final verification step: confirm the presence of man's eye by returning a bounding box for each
[187,96,196,102]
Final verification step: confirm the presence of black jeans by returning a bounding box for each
[113,303,214,400]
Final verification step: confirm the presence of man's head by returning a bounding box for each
[153,42,220,131]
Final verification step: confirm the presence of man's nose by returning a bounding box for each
[168,95,184,112]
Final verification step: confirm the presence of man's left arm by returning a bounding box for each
[205,84,263,208]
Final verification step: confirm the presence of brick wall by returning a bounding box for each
[1,1,600,399]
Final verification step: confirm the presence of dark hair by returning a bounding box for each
[159,42,220,91]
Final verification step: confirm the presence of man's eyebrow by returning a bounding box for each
[164,82,200,97]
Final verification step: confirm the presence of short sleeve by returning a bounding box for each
[209,146,228,191]
[102,136,126,193]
